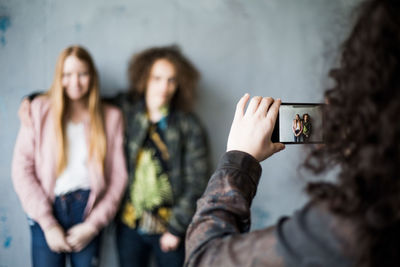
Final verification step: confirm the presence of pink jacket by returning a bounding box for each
[12,96,128,233]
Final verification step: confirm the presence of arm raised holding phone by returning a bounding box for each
[185,95,352,267]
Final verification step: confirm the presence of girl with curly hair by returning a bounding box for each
[110,46,210,267]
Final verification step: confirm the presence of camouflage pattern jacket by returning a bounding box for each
[110,92,211,237]
[185,151,353,267]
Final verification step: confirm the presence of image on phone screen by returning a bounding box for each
[271,103,324,144]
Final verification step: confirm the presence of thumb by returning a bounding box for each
[61,238,72,252]
[272,143,285,153]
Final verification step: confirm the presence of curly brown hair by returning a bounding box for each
[127,45,200,112]
[304,0,400,266]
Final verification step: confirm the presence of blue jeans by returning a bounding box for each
[29,190,101,267]
[294,130,301,142]
[116,221,184,267]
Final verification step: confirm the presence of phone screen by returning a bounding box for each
[271,103,324,144]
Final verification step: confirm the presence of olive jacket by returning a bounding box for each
[110,92,211,237]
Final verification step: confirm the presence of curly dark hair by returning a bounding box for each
[127,45,200,112]
[304,0,400,266]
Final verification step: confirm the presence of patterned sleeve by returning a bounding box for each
[185,150,352,267]
[167,114,211,237]
[185,151,284,266]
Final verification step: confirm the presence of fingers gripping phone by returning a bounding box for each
[271,103,324,144]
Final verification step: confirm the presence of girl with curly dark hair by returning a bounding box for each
[111,45,210,267]
[302,113,312,142]
[185,0,400,266]
[127,45,199,113]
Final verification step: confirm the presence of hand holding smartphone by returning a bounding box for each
[227,95,285,161]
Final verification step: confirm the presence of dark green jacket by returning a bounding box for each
[110,92,211,237]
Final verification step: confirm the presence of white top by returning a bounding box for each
[54,122,91,196]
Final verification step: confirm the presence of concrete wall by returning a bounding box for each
[0,0,360,266]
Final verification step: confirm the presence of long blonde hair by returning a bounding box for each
[48,45,106,176]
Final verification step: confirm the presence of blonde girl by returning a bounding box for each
[12,45,127,267]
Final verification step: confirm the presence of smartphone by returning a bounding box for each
[271,103,324,144]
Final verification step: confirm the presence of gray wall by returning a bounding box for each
[0,0,360,266]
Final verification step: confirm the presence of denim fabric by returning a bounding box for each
[29,190,101,267]
[294,130,301,142]
[116,222,184,267]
